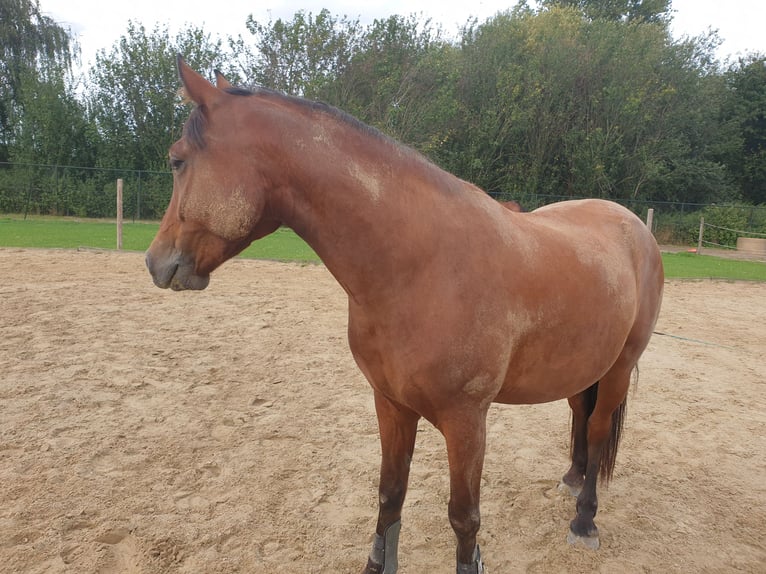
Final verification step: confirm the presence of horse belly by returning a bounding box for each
[493,300,635,405]
[494,363,610,405]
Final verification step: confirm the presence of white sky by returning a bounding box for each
[40,0,766,70]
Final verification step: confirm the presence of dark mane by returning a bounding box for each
[182,84,397,152]
[227,85,392,144]
[183,106,207,150]
[182,82,420,167]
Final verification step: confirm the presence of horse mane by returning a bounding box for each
[237,87,392,142]
[182,84,407,157]
[183,106,207,150]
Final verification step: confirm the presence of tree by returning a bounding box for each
[339,14,451,139]
[540,0,671,23]
[721,55,766,204]
[10,68,93,167]
[84,23,225,218]
[87,22,224,172]
[0,0,76,160]
[234,10,454,152]
[439,4,733,204]
[233,9,363,100]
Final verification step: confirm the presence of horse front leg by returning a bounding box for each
[362,391,420,574]
[442,408,488,574]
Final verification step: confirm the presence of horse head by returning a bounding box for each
[145,56,281,290]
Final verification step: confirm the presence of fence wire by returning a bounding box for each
[700,220,766,259]
[0,162,172,221]
[1,162,765,245]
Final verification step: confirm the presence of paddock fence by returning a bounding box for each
[1,162,765,246]
[695,218,766,260]
[0,162,172,221]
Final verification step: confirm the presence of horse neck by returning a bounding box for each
[267,118,451,301]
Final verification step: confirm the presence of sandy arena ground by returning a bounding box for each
[1,248,764,573]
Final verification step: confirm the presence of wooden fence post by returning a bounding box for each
[697,216,704,255]
[116,178,123,250]
[646,208,654,231]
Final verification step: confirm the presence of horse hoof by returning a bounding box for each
[557,481,581,498]
[456,544,486,574]
[456,559,487,573]
[567,529,600,550]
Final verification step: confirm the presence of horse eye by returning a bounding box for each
[169,157,185,171]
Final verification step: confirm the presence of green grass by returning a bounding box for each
[0,216,319,262]
[239,227,319,262]
[0,216,158,251]
[661,252,766,281]
[2,216,765,280]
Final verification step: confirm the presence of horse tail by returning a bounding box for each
[600,391,627,484]
[573,373,632,484]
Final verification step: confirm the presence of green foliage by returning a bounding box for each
[1,4,764,221]
[0,0,77,161]
[651,209,702,245]
[719,55,766,204]
[340,15,452,140]
[9,70,94,169]
[87,22,224,173]
[0,163,171,219]
[540,0,672,23]
[444,5,732,203]
[700,205,752,247]
[233,9,363,99]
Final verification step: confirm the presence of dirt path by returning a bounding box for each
[1,248,764,573]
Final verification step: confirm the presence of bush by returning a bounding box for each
[653,210,701,245]
[701,205,751,247]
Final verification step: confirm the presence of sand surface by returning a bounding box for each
[1,248,764,573]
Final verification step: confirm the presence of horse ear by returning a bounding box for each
[214,70,233,90]
[176,54,220,106]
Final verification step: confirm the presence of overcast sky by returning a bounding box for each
[40,0,766,69]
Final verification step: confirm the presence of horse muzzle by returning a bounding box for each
[145,249,210,291]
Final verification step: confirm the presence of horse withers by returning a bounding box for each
[146,57,664,573]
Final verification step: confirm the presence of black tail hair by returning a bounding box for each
[571,377,630,483]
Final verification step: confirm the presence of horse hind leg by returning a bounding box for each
[567,365,632,550]
[560,384,598,497]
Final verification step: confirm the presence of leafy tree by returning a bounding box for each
[84,22,225,218]
[642,33,738,204]
[10,68,94,166]
[385,41,462,158]
[233,9,363,100]
[540,0,671,23]
[721,55,766,204]
[235,10,455,151]
[442,4,731,204]
[0,0,76,160]
[7,69,98,215]
[87,22,224,172]
[339,14,451,139]
[1,3,758,218]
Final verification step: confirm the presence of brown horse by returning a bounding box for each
[500,199,526,212]
[146,57,664,573]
